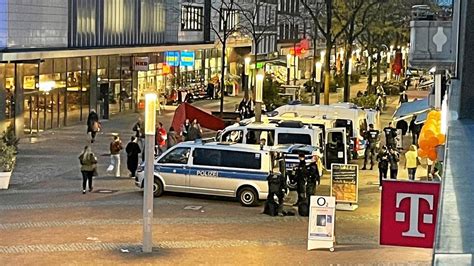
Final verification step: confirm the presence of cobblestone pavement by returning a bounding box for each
[0,89,433,265]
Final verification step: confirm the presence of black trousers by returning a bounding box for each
[364,146,377,167]
[390,169,398,179]
[412,133,419,145]
[90,131,97,140]
[267,191,285,212]
[81,171,93,190]
[306,181,316,200]
[296,181,307,204]
[379,167,388,186]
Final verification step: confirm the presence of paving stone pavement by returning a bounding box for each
[0,91,434,265]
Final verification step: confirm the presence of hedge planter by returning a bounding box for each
[0,171,12,189]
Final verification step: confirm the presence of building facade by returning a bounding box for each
[0,0,223,136]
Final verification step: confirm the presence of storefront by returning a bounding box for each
[0,44,220,136]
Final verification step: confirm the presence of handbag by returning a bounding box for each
[92,167,98,176]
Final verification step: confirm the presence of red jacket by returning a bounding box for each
[155,127,167,147]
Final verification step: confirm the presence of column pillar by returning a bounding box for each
[14,63,24,138]
[89,56,98,111]
[0,64,6,123]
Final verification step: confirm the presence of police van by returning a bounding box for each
[216,120,324,151]
[135,141,280,206]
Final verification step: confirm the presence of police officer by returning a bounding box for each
[265,170,286,216]
[377,146,390,190]
[362,124,380,170]
[383,122,398,149]
[306,154,321,199]
[294,153,308,205]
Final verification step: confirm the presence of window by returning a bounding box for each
[335,119,354,137]
[193,148,262,170]
[181,5,203,31]
[359,119,368,137]
[221,130,244,143]
[246,129,275,146]
[159,147,190,164]
[278,133,311,145]
[220,9,238,31]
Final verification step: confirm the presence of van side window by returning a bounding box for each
[221,130,243,143]
[335,119,353,137]
[158,148,190,164]
[278,133,311,145]
[193,148,261,169]
[359,119,368,136]
[246,129,275,146]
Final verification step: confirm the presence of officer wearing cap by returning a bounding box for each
[383,122,398,149]
[362,124,380,170]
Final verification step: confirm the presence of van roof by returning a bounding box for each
[176,141,267,152]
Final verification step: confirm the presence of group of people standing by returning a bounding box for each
[362,121,426,190]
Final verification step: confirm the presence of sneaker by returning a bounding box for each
[89,188,93,192]
[82,190,86,194]
[370,166,374,170]
[361,167,367,170]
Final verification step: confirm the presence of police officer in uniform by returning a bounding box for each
[294,153,308,205]
[306,154,321,199]
[383,122,398,149]
[362,124,380,170]
[264,170,286,216]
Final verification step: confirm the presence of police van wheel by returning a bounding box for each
[238,187,258,207]
[153,178,164,197]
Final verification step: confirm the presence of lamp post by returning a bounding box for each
[143,92,156,253]
[386,51,392,81]
[244,57,251,95]
[255,72,264,122]
[315,62,322,104]
[286,54,291,85]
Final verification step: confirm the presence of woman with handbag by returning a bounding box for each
[79,146,98,194]
[87,110,100,143]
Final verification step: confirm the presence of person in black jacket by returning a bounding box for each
[383,122,397,149]
[388,147,400,179]
[264,170,287,216]
[125,136,141,178]
[306,155,321,199]
[409,116,421,145]
[362,124,380,170]
[294,153,308,205]
[377,146,390,190]
[86,110,100,143]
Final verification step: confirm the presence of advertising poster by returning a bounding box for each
[133,57,149,71]
[308,196,336,250]
[380,180,440,248]
[330,164,358,203]
[180,51,195,67]
[166,51,180,66]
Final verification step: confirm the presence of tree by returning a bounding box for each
[236,0,277,99]
[207,0,241,115]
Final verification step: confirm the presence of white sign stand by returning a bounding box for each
[308,196,336,251]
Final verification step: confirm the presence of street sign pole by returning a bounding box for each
[143,93,157,253]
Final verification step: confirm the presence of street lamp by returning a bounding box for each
[320,50,326,63]
[143,92,157,253]
[386,51,392,81]
[255,73,264,122]
[315,62,322,104]
[286,54,291,85]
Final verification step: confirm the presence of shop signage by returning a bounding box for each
[133,57,149,71]
[308,196,336,251]
[180,51,195,67]
[330,164,358,204]
[380,180,440,248]
[166,51,180,66]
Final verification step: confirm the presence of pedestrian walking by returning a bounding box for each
[362,124,380,170]
[86,110,100,143]
[404,145,419,180]
[377,146,390,190]
[383,122,398,149]
[306,154,321,199]
[399,90,408,104]
[125,136,141,178]
[155,122,167,155]
[388,147,400,179]
[78,146,98,194]
[181,119,191,141]
[409,116,421,145]
[108,135,123,177]
[132,116,145,149]
[167,127,179,148]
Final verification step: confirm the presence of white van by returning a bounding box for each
[135,141,277,206]
[270,103,370,158]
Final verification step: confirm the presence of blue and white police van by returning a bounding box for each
[135,140,277,206]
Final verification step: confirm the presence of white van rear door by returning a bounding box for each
[325,128,348,169]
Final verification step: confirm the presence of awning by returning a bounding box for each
[415,111,428,124]
[393,97,431,121]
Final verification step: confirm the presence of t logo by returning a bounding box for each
[395,193,434,237]
[380,180,440,248]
